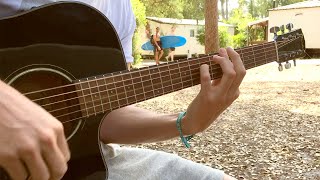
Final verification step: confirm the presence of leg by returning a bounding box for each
[165,49,172,61]
[154,50,159,65]
[158,49,164,61]
[102,144,237,180]
[127,62,132,71]
[170,50,175,61]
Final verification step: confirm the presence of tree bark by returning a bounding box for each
[205,0,219,54]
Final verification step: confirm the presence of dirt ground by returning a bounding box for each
[132,59,320,180]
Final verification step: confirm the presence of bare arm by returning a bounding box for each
[0,80,70,179]
[100,47,246,145]
[100,106,179,144]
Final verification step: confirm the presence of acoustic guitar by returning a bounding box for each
[0,2,306,179]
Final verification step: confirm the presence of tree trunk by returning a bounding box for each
[205,0,219,54]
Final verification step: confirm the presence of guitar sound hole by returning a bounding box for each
[10,70,82,139]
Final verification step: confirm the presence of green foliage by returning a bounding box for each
[248,0,304,18]
[131,0,147,65]
[196,26,232,48]
[182,0,205,20]
[140,0,184,18]
[141,0,205,20]
[227,7,254,48]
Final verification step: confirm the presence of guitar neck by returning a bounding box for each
[75,42,278,118]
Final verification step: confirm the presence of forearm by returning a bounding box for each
[100,105,181,144]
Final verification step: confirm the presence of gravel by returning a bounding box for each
[131,59,320,180]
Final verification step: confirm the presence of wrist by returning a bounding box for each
[181,113,203,135]
[180,115,194,135]
[176,112,194,148]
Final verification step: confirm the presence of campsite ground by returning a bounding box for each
[131,59,320,180]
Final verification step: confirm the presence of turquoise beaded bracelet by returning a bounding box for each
[176,112,194,148]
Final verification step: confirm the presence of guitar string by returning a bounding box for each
[60,58,283,124]
[28,43,278,104]
[29,36,302,111]
[32,47,278,107]
[22,41,279,96]
[44,38,303,123]
[47,54,280,121]
[19,37,302,121]
[24,36,301,99]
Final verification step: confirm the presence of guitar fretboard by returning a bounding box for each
[75,42,278,118]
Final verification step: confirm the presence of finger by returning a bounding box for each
[211,79,221,86]
[226,47,246,92]
[1,159,28,180]
[56,124,70,162]
[219,48,229,60]
[200,64,211,90]
[42,135,68,179]
[211,55,236,90]
[23,147,49,180]
[227,47,245,71]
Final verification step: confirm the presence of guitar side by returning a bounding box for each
[0,2,127,179]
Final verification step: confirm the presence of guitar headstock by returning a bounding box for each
[272,24,306,71]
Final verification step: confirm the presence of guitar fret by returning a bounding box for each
[150,67,164,95]
[157,66,165,96]
[103,75,113,111]
[251,47,257,68]
[78,80,89,117]
[112,73,124,108]
[130,72,138,104]
[92,77,104,114]
[139,69,148,100]
[120,73,129,106]
[107,74,119,110]
[131,71,145,102]
[263,43,267,65]
[123,72,137,105]
[180,61,192,88]
[94,78,103,113]
[147,67,156,98]
[177,62,184,89]
[187,60,194,86]
[70,41,279,120]
[169,63,180,90]
[158,65,171,94]
[87,78,97,116]
[168,64,175,92]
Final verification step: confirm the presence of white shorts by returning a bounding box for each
[101,144,225,180]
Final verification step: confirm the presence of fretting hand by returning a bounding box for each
[182,47,246,135]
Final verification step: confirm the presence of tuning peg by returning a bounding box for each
[286,23,294,32]
[270,26,280,34]
[280,25,286,34]
[285,62,291,69]
[270,26,280,40]
[278,63,284,71]
[293,59,297,67]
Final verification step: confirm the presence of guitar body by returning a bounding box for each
[0,2,127,179]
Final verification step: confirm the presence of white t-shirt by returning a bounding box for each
[0,0,136,63]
